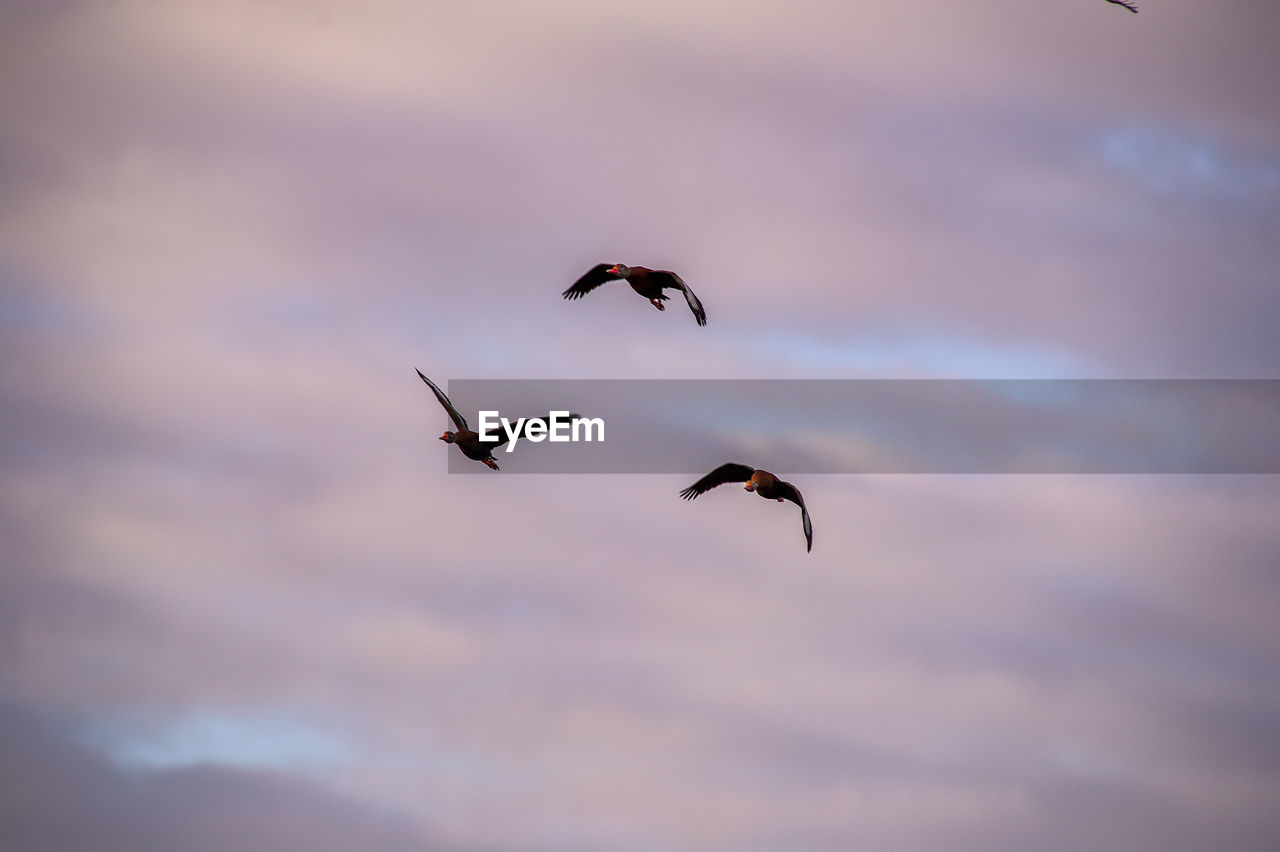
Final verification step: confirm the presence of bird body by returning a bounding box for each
[680,463,813,552]
[563,263,707,326]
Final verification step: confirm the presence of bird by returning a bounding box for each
[1104,0,1138,12]
[563,263,707,326]
[679,463,813,552]
[416,369,573,470]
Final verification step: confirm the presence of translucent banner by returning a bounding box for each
[425,380,1280,474]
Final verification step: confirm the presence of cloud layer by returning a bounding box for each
[3,1,1279,849]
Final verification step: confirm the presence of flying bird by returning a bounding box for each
[563,264,707,326]
[679,463,813,552]
[1104,0,1138,12]
[416,369,573,470]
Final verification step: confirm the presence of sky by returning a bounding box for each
[2,1,1279,849]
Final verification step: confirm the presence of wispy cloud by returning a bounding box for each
[81,710,354,771]
[1096,125,1280,204]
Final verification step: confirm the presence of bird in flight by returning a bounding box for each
[563,264,707,326]
[679,463,813,552]
[416,369,572,470]
[1104,0,1138,12]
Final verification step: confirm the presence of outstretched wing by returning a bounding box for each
[1104,0,1138,12]
[776,481,813,553]
[416,369,469,432]
[653,270,707,326]
[679,463,755,500]
[563,264,621,300]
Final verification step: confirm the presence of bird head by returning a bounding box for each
[439,431,456,443]
[607,264,630,277]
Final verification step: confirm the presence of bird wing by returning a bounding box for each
[416,369,469,432]
[678,463,756,500]
[1104,0,1138,12]
[653,270,707,326]
[563,264,621,300]
[776,481,813,553]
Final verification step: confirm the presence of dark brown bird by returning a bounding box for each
[1104,0,1138,12]
[679,463,813,552]
[563,264,707,326]
[416,369,570,470]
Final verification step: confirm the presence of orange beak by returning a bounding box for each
[439,433,450,442]
[607,265,622,274]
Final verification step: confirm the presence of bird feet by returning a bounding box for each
[483,458,500,470]
[649,299,665,311]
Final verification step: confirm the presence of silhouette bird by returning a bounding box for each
[1104,0,1138,12]
[679,463,813,552]
[563,264,707,326]
[416,369,573,470]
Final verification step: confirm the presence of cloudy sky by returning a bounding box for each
[2,1,1279,849]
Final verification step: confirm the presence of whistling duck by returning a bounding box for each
[563,264,707,326]
[1104,0,1138,12]
[679,463,813,552]
[416,369,567,470]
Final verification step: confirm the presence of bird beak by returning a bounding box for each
[439,433,450,442]
[607,265,621,274]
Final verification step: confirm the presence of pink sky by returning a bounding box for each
[3,2,1279,849]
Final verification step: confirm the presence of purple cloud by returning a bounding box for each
[2,2,1278,849]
